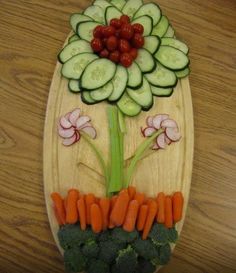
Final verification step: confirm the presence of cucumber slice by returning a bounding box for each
[175,67,190,78]
[135,48,156,73]
[132,15,153,36]
[127,62,142,89]
[81,58,116,90]
[164,25,175,38]
[127,78,153,108]
[90,82,113,101]
[161,38,189,54]
[145,62,177,88]
[122,0,143,19]
[70,13,92,32]
[77,21,101,42]
[61,53,98,80]
[58,40,92,63]
[83,5,105,24]
[117,93,141,117]
[110,0,126,10]
[133,3,161,26]
[143,35,161,54]
[105,6,123,25]
[152,15,169,37]
[81,91,97,105]
[68,34,79,43]
[68,80,81,93]
[93,0,112,10]
[109,65,128,101]
[155,45,189,71]
[151,85,173,97]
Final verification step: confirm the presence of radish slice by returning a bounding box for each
[165,135,172,145]
[153,114,169,129]
[161,119,178,129]
[79,122,92,130]
[157,133,166,149]
[81,126,97,139]
[166,127,181,142]
[143,127,156,137]
[76,116,91,129]
[64,112,71,121]
[58,127,75,138]
[60,116,72,129]
[152,143,159,150]
[62,134,77,146]
[146,116,154,127]
[75,131,81,141]
[69,108,81,126]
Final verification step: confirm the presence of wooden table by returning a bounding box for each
[0,1,235,272]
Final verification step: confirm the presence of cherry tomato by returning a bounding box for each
[129,48,138,60]
[109,50,120,63]
[102,26,116,37]
[115,29,121,38]
[106,35,118,51]
[120,24,134,40]
[119,39,131,53]
[120,53,133,67]
[93,25,104,38]
[132,23,144,34]
[132,33,145,48]
[91,38,103,52]
[120,15,130,25]
[99,48,109,58]
[110,18,122,29]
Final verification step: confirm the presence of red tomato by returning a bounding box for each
[132,23,144,34]
[110,18,122,29]
[93,25,104,38]
[91,38,103,52]
[120,24,134,40]
[109,50,120,63]
[129,48,138,60]
[99,48,109,58]
[115,29,121,38]
[120,53,133,67]
[106,35,118,51]
[102,26,116,37]
[119,39,131,53]
[120,15,130,25]
[132,33,145,48]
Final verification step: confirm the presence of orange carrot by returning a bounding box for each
[123,200,139,232]
[146,198,154,206]
[172,192,184,223]
[66,189,79,224]
[134,192,146,206]
[90,203,103,233]
[51,192,66,225]
[164,196,173,228]
[53,206,64,226]
[85,193,95,225]
[77,196,86,230]
[142,200,158,240]
[63,197,67,212]
[99,197,110,230]
[110,191,129,226]
[156,192,165,223]
[108,195,118,229]
[128,186,136,200]
[137,204,148,231]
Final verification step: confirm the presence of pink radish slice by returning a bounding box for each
[165,135,172,145]
[161,119,178,129]
[81,126,97,139]
[152,143,160,150]
[76,116,91,129]
[157,133,166,149]
[165,127,181,142]
[69,108,81,126]
[153,114,169,129]
[62,133,77,146]
[146,116,154,127]
[64,112,71,121]
[75,131,81,141]
[58,127,75,138]
[60,116,72,129]
[79,122,92,130]
[143,127,156,137]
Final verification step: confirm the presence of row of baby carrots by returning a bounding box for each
[51,187,184,240]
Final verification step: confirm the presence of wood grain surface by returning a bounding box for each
[0,1,235,273]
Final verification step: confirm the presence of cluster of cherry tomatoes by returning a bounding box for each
[91,15,145,67]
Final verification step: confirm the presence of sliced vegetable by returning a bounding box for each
[105,6,123,25]
[132,15,153,36]
[152,15,169,37]
[122,0,143,19]
[175,67,190,78]
[151,85,173,97]
[117,92,142,117]
[165,127,181,142]
[68,80,81,93]
[127,62,142,89]
[143,35,161,54]
[68,34,79,43]
[93,0,112,10]
[161,37,189,54]
[90,82,113,101]
[77,21,102,42]
[163,25,175,38]
[135,48,155,73]
[133,3,161,26]
[70,13,92,32]
[81,91,97,105]
[110,0,126,10]
[83,5,105,24]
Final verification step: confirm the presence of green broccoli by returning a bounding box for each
[87,259,110,273]
[148,223,168,246]
[111,227,139,243]
[82,239,99,259]
[99,240,125,264]
[64,246,87,273]
[135,258,156,273]
[167,227,178,243]
[114,245,138,273]
[152,243,171,265]
[98,229,112,242]
[132,238,158,260]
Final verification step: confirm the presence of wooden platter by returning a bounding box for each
[44,34,194,257]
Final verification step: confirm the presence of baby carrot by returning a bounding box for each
[142,200,158,240]
[99,197,110,230]
[53,206,64,226]
[137,204,148,231]
[123,200,139,232]
[156,192,165,223]
[91,203,102,233]
[164,196,173,228]
[108,195,118,229]
[134,192,146,206]
[51,192,66,225]
[66,189,79,224]
[172,192,184,223]
[77,195,86,230]
[63,197,67,212]
[128,186,136,200]
[110,191,129,226]
[85,193,95,225]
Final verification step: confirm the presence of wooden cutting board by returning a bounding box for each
[44,34,194,258]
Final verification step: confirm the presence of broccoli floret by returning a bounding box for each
[167,227,178,243]
[87,259,109,273]
[98,230,112,242]
[132,238,158,260]
[152,243,171,265]
[64,246,86,273]
[99,240,125,264]
[148,223,168,246]
[82,239,99,259]
[135,258,156,273]
[114,245,138,273]
[111,227,139,243]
